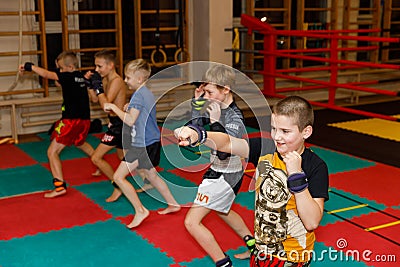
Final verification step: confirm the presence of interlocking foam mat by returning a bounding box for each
[0,127,399,267]
[328,115,400,142]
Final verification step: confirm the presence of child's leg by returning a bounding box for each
[113,160,149,228]
[135,169,154,193]
[44,139,67,198]
[185,205,227,263]
[89,143,123,202]
[218,209,254,259]
[77,141,94,156]
[77,141,101,176]
[91,143,115,178]
[142,168,180,214]
[218,209,252,238]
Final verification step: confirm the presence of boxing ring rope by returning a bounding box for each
[239,14,400,122]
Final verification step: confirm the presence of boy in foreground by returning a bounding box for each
[175,96,329,266]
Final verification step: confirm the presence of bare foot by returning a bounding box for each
[105,188,122,202]
[92,169,102,176]
[234,250,251,260]
[136,183,154,193]
[127,208,150,228]
[157,205,181,215]
[44,189,66,198]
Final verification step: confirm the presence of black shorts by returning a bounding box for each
[101,116,123,149]
[123,141,161,169]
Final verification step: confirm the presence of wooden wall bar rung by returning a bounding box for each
[0,88,45,96]
[70,47,118,53]
[21,110,60,118]
[142,44,177,50]
[253,8,287,12]
[0,51,43,57]
[67,10,117,15]
[1,31,42,36]
[68,29,117,34]
[0,11,40,15]
[304,8,332,12]
[141,27,179,32]
[140,9,179,14]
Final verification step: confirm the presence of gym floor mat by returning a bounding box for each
[1,109,399,266]
[0,144,37,169]
[328,115,400,142]
[0,219,174,266]
[0,189,111,240]
[329,163,400,207]
[119,204,254,263]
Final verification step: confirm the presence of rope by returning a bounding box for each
[232,27,240,64]
[7,0,24,95]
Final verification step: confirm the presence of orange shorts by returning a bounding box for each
[50,119,91,146]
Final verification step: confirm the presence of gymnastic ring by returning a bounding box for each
[174,48,190,63]
[150,49,167,67]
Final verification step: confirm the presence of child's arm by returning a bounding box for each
[295,194,324,231]
[19,62,58,80]
[103,103,139,127]
[174,126,249,158]
[94,74,125,110]
[283,151,325,231]
[84,71,98,103]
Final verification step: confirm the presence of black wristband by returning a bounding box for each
[287,172,308,193]
[186,124,207,147]
[24,62,34,72]
[210,121,225,132]
[95,87,104,96]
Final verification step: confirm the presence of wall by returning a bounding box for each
[190,0,233,65]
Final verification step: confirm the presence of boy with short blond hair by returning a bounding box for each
[104,59,180,228]
[19,51,95,198]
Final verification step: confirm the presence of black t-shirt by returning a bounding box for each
[56,69,90,120]
[248,137,329,200]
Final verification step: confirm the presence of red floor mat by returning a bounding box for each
[160,127,177,146]
[0,188,112,240]
[170,162,256,193]
[350,208,400,245]
[243,131,271,139]
[329,163,400,207]
[0,144,37,169]
[41,153,120,186]
[169,163,209,185]
[119,204,254,263]
[316,217,400,267]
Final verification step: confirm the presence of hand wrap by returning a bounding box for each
[90,71,104,95]
[24,62,34,72]
[191,96,207,111]
[186,124,207,147]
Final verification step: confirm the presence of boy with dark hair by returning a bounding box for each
[86,49,128,202]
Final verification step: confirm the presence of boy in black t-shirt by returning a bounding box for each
[20,51,95,198]
[175,96,329,266]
